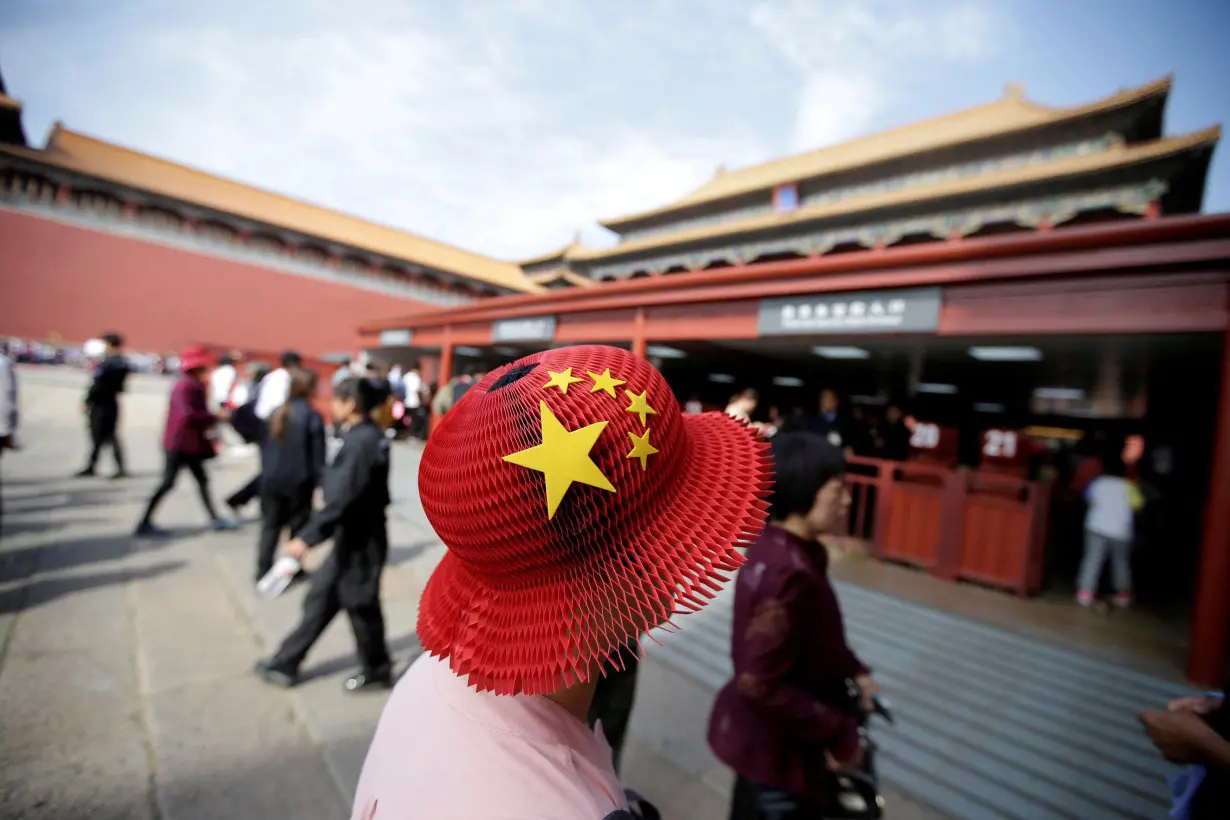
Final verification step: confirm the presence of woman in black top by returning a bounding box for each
[255,367,326,581]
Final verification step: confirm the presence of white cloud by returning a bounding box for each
[0,0,1005,260]
[751,0,1002,152]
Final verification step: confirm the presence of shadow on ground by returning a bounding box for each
[288,632,424,684]
[0,561,185,615]
[387,540,437,566]
[0,531,199,583]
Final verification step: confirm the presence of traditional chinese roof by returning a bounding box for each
[519,235,586,268]
[0,66,27,147]
[570,126,1219,262]
[0,125,540,293]
[600,77,1175,231]
[527,267,598,288]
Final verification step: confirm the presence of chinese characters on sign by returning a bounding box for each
[491,315,557,343]
[378,328,412,346]
[757,287,942,336]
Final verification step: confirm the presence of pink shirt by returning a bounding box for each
[351,653,628,819]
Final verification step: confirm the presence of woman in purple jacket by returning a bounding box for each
[135,345,236,536]
[709,432,879,819]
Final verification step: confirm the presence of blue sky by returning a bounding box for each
[2,0,1227,260]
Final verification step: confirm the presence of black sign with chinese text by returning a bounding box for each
[757,287,942,336]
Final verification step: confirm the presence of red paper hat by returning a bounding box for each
[178,344,214,373]
[418,345,772,695]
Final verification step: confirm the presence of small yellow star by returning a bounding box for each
[624,389,657,427]
[588,368,626,398]
[502,400,616,519]
[542,367,584,394]
[626,429,659,471]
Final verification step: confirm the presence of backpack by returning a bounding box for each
[230,379,265,443]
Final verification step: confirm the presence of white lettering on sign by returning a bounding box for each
[493,317,556,341]
[910,423,941,450]
[983,429,1019,459]
[774,297,917,331]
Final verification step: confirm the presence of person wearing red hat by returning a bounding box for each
[135,345,236,536]
[348,345,773,819]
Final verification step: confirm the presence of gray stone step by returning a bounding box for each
[646,577,1186,820]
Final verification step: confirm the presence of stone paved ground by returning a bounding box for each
[0,368,945,819]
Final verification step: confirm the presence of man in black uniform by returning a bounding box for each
[254,377,394,692]
[77,333,130,478]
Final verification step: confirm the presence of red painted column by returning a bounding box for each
[1188,324,1230,685]
[631,307,648,359]
[430,331,454,435]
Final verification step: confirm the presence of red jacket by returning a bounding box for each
[163,376,216,455]
[708,525,869,806]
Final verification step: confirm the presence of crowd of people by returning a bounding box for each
[1,336,1227,818]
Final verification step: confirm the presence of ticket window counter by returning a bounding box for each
[846,421,1052,597]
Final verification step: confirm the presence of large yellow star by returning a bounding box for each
[542,367,584,394]
[588,368,626,398]
[502,400,616,519]
[624,389,657,427]
[626,429,660,471]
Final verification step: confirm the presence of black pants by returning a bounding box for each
[269,550,391,674]
[256,489,313,580]
[86,406,125,474]
[227,473,262,510]
[589,645,640,773]
[140,450,220,526]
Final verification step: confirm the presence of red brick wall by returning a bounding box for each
[0,209,436,358]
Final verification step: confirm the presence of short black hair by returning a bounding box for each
[281,350,303,367]
[335,377,391,415]
[218,354,234,366]
[768,432,846,521]
[102,333,123,347]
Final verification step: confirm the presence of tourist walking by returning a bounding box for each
[348,345,772,819]
[1076,452,1143,608]
[709,431,880,818]
[76,332,130,478]
[254,367,325,581]
[254,377,394,691]
[135,345,236,536]
[226,350,301,515]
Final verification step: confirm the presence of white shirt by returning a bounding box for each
[209,364,237,407]
[402,371,423,409]
[1084,475,1144,541]
[255,367,292,420]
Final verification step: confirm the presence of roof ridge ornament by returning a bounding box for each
[1003,82,1026,100]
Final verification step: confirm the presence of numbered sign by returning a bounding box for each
[981,428,1029,474]
[907,420,959,466]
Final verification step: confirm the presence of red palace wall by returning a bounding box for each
[0,209,438,359]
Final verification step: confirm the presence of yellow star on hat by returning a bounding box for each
[503,400,616,518]
[588,368,626,398]
[542,367,584,394]
[624,389,657,427]
[626,429,659,471]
